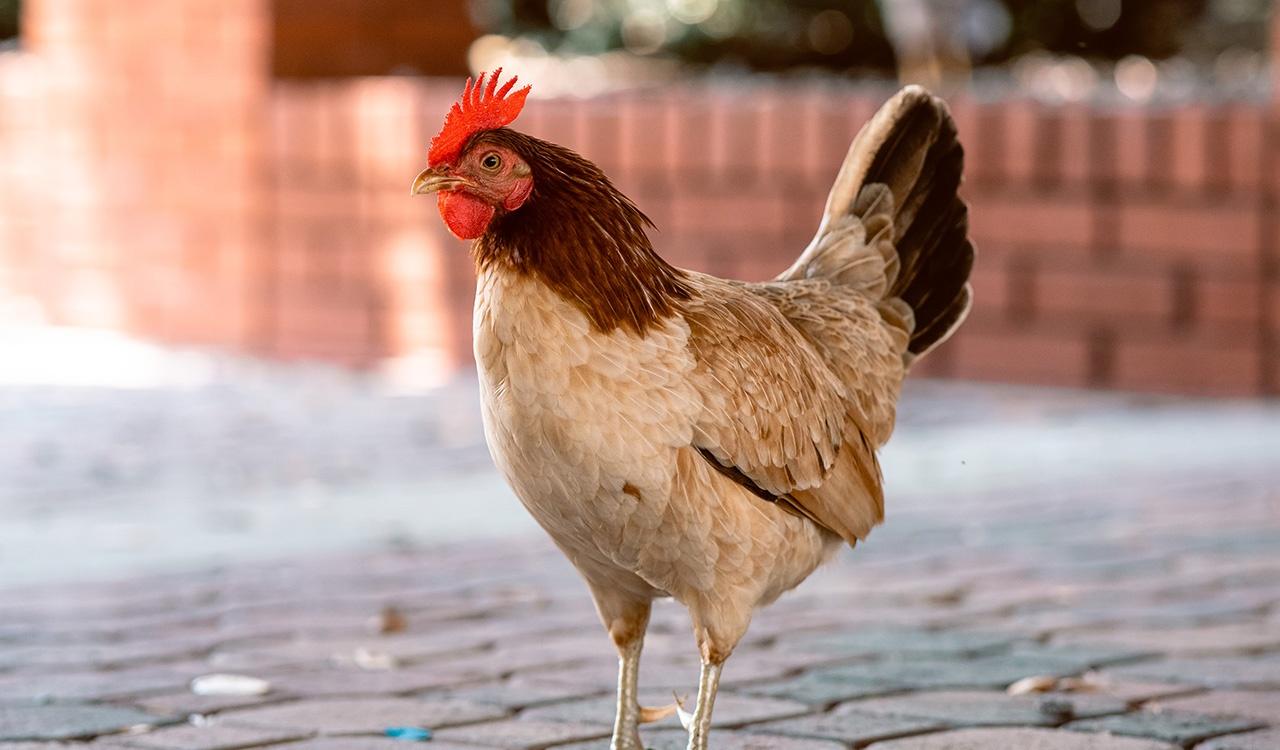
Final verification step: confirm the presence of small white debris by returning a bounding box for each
[1007,675,1059,695]
[190,673,271,697]
[352,647,398,670]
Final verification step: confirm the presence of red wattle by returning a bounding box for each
[438,192,495,240]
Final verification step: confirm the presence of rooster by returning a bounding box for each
[412,70,974,750]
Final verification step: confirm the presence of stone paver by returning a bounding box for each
[0,744,105,750]
[435,678,607,710]
[1,382,1279,749]
[838,690,1128,727]
[1052,679,1200,706]
[784,628,1023,659]
[1066,710,1266,746]
[253,665,484,698]
[1150,690,1280,723]
[431,718,610,748]
[735,672,904,706]
[1054,623,1280,657]
[521,692,809,728]
[560,727,848,750]
[1198,728,1280,750]
[219,697,506,734]
[129,692,282,719]
[747,710,944,745]
[95,724,307,750]
[1104,656,1280,690]
[794,651,1104,693]
[267,740,485,750]
[867,727,1179,749]
[0,668,198,703]
[0,704,164,741]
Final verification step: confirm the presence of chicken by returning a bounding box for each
[411,70,974,750]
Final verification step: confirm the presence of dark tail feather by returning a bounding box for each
[861,88,975,361]
[782,86,975,363]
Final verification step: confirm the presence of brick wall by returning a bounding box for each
[0,0,269,352]
[1,0,1278,395]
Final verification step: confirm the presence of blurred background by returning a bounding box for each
[0,0,1277,586]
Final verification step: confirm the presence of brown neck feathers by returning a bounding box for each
[472,129,691,335]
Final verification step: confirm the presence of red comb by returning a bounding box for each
[428,68,532,166]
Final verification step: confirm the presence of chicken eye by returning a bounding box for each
[480,153,502,171]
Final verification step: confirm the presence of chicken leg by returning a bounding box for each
[682,607,745,750]
[590,588,651,750]
[683,659,723,750]
[611,637,644,750]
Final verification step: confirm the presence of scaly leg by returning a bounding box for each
[683,658,723,750]
[683,601,750,750]
[611,636,644,750]
[587,585,652,750]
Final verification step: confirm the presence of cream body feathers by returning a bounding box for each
[475,267,839,630]
[469,85,972,655]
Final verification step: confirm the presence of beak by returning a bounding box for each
[411,166,470,196]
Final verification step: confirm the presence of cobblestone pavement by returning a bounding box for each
[2,364,1279,748]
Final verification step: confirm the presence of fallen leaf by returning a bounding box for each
[1006,675,1058,695]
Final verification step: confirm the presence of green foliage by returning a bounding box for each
[0,0,18,43]
[470,0,895,73]
[994,0,1208,61]
[469,0,1266,73]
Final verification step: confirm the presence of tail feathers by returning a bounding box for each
[791,184,897,296]
[781,85,975,365]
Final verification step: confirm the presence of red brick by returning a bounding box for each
[949,325,1091,388]
[670,90,717,180]
[966,193,1093,251]
[1117,202,1262,266]
[523,98,582,152]
[1223,106,1267,193]
[617,93,671,181]
[1112,335,1263,396]
[1057,104,1092,186]
[668,189,788,237]
[387,307,451,353]
[1035,267,1175,322]
[758,89,809,181]
[1268,285,1280,335]
[1002,100,1039,185]
[947,94,977,138]
[577,97,623,178]
[963,101,1005,187]
[1170,105,1209,193]
[1274,12,1280,109]
[1113,107,1150,188]
[1145,112,1175,188]
[714,91,764,184]
[812,98,856,185]
[966,266,1012,322]
[1194,277,1263,327]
